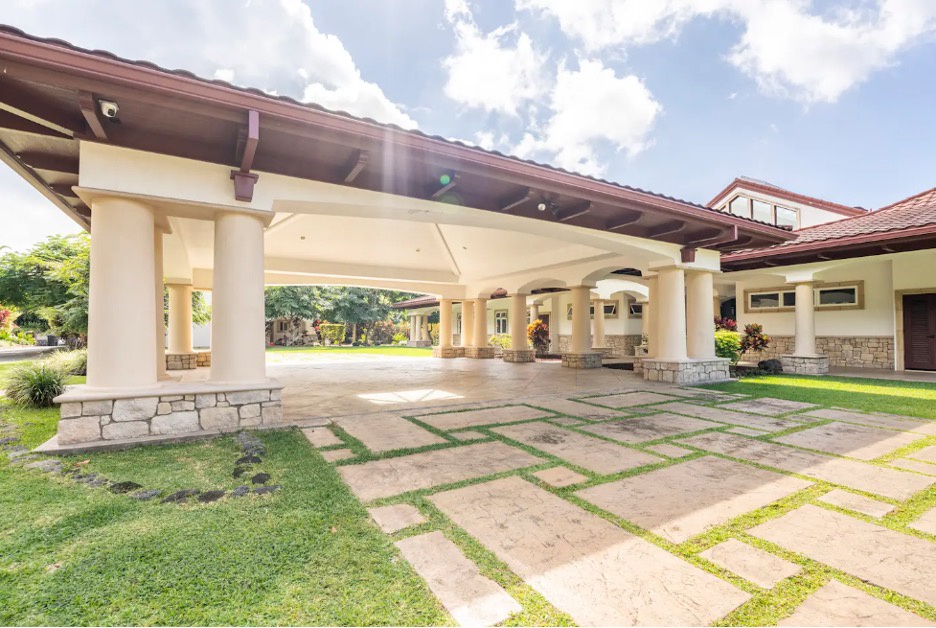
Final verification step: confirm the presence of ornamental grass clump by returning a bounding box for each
[4,360,68,407]
[46,348,87,375]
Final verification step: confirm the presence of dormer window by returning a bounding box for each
[722,195,799,228]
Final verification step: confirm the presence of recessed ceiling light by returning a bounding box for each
[300,236,306,240]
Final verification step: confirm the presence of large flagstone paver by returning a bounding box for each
[395,531,521,626]
[430,476,751,626]
[909,507,936,536]
[818,489,895,518]
[778,580,934,627]
[891,459,936,476]
[645,443,695,458]
[654,387,745,402]
[531,397,630,420]
[679,432,935,500]
[576,456,811,543]
[415,405,555,430]
[582,391,677,408]
[302,427,342,447]
[334,413,446,453]
[651,401,802,432]
[321,448,355,462]
[800,407,930,432]
[338,441,543,501]
[749,504,936,606]
[720,397,819,416]
[698,538,801,589]
[368,504,426,533]
[492,422,661,475]
[910,446,936,464]
[533,466,588,488]
[580,413,720,444]
[773,421,921,461]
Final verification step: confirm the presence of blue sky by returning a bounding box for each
[2,0,935,250]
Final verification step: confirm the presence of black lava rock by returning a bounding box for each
[253,485,281,495]
[87,477,110,488]
[758,359,783,374]
[235,455,262,465]
[161,489,201,504]
[197,490,226,503]
[232,466,249,479]
[109,481,144,494]
[129,489,162,501]
[0,436,18,446]
[250,472,271,485]
[230,485,250,497]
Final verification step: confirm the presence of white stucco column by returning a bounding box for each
[529,303,540,322]
[210,212,266,384]
[154,229,167,380]
[646,277,658,357]
[439,299,453,348]
[793,281,818,356]
[473,298,487,347]
[87,197,157,389]
[408,315,416,341]
[549,294,561,352]
[592,299,606,348]
[461,300,475,347]
[421,314,430,343]
[639,298,650,339]
[510,294,528,350]
[167,283,194,354]
[686,270,716,359]
[570,286,592,354]
[655,267,688,361]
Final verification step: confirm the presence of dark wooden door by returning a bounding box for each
[904,294,936,370]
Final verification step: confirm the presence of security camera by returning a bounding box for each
[98,100,119,119]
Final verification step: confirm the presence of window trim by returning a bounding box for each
[743,280,864,313]
[815,283,863,310]
[721,194,800,228]
[566,300,619,320]
[494,310,508,334]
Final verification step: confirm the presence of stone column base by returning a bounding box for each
[781,354,829,375]
[432,346,464,358]
[407,340,432,347]
[166,353,197,370]
[53,382,284,449]
[592,347,615,358]
[641,358,730,384]
[465,346,497,359]
[503,349,536,363]
[196,351,211,367]
[561,352,603,369]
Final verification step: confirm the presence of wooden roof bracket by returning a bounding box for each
[231,109,260,202]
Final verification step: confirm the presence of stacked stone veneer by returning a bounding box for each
[503,349,535,363]
[465,347,496,359]
[561,353,603,369]
[748,336,893,369]
[557,334,641,357]
[781,355,830,375]
[638,358,730,384]
[196,351,211,367]
[166,353,197,370]
[57,388,283,445]
[432,346,465,358]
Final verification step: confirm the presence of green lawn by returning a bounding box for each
[0,360,26,382]
[0,401,447,626]
[704,374,936,420]
[267,345,433,358]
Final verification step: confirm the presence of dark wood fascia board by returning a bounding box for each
[0,109,72,139]
[16,151,79,174]
[77,90,108,140]
[498,187,534,212]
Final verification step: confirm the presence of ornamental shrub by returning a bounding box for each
[319,323,346,346]
[740,323,771,358]
[46,348,87,375]
[488,334,511,350]
[714,330,742,364]
[4,360,68,407]
[527,319,549,354]
[714,316,738,332]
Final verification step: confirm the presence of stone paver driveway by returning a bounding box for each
[303,384,936,626]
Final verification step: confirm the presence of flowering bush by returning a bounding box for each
[740,323,771,358]
[715,316,738,332]
[527,319,549,355]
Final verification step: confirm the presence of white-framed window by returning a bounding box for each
[816,285,859,308]
[775,205,798,228]
[629,302,643,318]
[722,195,800,228]
[752,199,772,223]
[745,282,862,312]
[277,321,288,332]
[566,302,619,320]
[728,196,750,217]
[494,310,508,334]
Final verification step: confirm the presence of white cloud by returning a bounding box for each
[517,0,936,103]
[5,0,417,128]
[515,59,662,175]
[442,0,547,115]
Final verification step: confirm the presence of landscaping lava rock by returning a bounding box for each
[197,490,226,503]
[11,454,39,465]
[253,485,281,495]
[24,459,63,473]
[250,473,271,485]
[235,455,262,465]
[87,477,110,488]
[109,481,144,494]
[232,466,249,479]
[230,485,250,497]
[6,446,29,457]
[758,359,783,374]
[0,437,18,446]
[129,489,162,501]
[72,472,98,483]
[161,489,201,504]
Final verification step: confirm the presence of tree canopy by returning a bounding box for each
[264,286,416,324]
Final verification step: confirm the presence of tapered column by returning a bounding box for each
[509,294,528,350]
[409,315,416,341]
[87,197,157,389]
[646,277,658,357]
[461,300,475,348]
[655,267,688,361]
[570,286,592,354]
[529,304,540,322]
[592,299,606,348]
[167,283,194,354]
[686,271,716,359]
[210,212,266,384]
[793,281,818,356]
[439,299,453,348]
[549,295,561,351]
[154,229,167,380]
[421,315,429,343]
[473,298,487,347]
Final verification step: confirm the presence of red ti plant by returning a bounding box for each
[739,323,770,358]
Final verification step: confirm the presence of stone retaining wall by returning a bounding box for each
[58,388,283,445]
[557,334,641,356]
[748,336,893,369]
